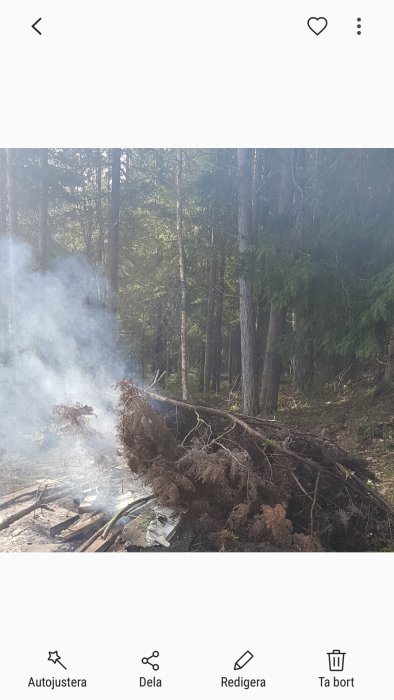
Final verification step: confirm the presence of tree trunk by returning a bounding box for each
[228,323,241,390]
[37,149,48,272]
[0,150,6,236]
[384,328,394,384]
[251,149,262,244]
[0,152,8,371]
[198,343,205,392]
[375,326,394,395]
[6,150,18,237]
[153,300,166,387]
[203,225,218,393]
[96,149,105,265]
[292,333,315,396]
[212,241,225,392]
[255,298,269,386]
[259,150,293,414]
[237,149,257,415]
[5,150,17,374]
[108,148,121,315]
[260,303,285,414]
[176,149,190,401]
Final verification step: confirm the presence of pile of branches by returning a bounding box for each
[117,380,394,552]
[52,403,95,434]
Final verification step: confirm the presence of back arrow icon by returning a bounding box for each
[32,18,42,35]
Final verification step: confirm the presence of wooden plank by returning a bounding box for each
[29,504,80,538]
[0,480,58,510]
[83,525,122,552]
[57,513,105,543]
[0,483,96,532]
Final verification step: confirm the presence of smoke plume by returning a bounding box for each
[0,238,121,455]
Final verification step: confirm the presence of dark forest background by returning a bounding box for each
[2,148,394,418]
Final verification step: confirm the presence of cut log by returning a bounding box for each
[57,513,105,543]
[29,504,80,538]
[0,496,48,531]
[0,480,58,510]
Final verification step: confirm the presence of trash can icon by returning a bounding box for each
[328,650,346,672]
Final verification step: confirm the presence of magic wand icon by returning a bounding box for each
[48,651,67,670]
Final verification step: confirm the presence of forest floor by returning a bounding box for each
[276,378,394,507]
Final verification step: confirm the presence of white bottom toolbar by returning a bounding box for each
[0,553,391,698]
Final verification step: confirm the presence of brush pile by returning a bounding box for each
[52,404,95,432]
[117,380,394,552]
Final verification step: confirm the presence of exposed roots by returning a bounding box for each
[117,380,394,552]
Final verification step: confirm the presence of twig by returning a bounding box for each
[310,472,321,536]
[291,471,313,502]
[181,411,202,445]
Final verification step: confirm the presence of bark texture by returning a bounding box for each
[238,149,257,415]
[108,148,121,314]
[176,149,190,401]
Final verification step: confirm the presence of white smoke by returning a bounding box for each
[0,238,123,455]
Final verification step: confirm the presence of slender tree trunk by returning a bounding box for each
[108,148,121,315]
[96,150,105,265]
[0,152,8,373]
[375,326,394,395]
[212,241,225,392]
[38,149,48,272]
[260,304,285,414]
[198,343,205,392]
[238,149,257,415]
[260,150,293,414]
[0,150,6,236]
[251,149,262,378]
[5,150,17,374]
[203,225,218,393]
[251,149,262,244]
[384,328,394,384]
[228,323,241,390]
[255,298,269,386]
[153,300,166,387]
[176,149,190,401]
[6,150,18,237]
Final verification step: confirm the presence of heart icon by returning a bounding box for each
[307,17,328,35]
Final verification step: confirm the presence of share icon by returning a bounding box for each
[141,650,160,671]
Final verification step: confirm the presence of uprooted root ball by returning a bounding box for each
[117,380,394,552]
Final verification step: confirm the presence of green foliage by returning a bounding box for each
[3,147,394,389]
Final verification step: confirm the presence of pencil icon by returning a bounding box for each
[234,651,254,670]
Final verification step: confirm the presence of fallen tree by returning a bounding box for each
[117,380,394,552]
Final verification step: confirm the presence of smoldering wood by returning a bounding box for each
[30,504,80,538]
[56,512,106,543]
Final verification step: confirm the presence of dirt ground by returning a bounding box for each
[277,379,394,507]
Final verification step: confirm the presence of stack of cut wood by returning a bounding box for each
[0,477,168,552]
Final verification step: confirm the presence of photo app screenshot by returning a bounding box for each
[0,1,392,698]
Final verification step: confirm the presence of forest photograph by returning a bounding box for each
[0,148,393,553]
